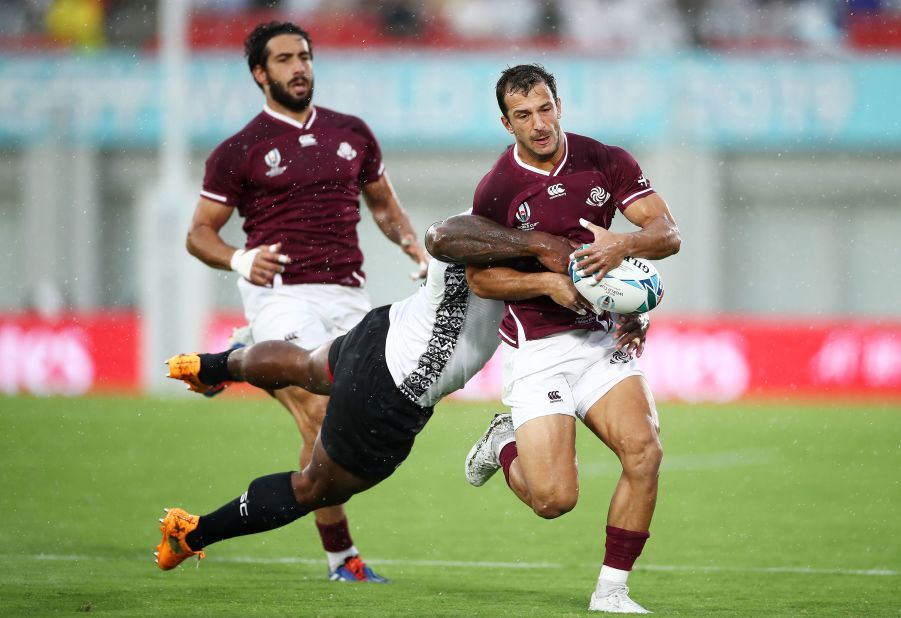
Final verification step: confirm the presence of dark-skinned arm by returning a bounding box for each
[425,214,574,274]
[465,265,594,315]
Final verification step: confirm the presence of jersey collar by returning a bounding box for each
[263,104,317,130]
[512,131,568,177]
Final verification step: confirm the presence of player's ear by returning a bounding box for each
[251,64,268,89]
[555,98,562,119]
[500,114,514,134]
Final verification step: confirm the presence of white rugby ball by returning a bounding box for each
[569,250,664,315]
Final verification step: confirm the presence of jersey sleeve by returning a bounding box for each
[201,140,245,206]
[354,119,385,186]
[607,145,655,212]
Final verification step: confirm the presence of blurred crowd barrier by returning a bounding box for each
[1,53,896,148]
[1,52,899,318]
[2,310,900,400]
[2,0,901,54]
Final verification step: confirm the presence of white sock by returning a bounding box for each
[597,565,630,595]
[326,545,358,572]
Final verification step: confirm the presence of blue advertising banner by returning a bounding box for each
[0,52,898,150]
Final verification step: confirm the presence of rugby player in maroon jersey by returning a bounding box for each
[158,214,651,602]
[464,64,681,614]
[183,22,429,583]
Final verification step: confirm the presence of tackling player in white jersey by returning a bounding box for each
[155,215,648,584]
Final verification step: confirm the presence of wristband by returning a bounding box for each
[230,248,259,281]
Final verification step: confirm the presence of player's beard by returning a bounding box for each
[268,74,314,113]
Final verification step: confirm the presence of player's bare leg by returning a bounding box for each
[226,341,332,395]
[582,375,660,614]
[504,414,579,519]
[583,375,661,532]
[168,341,387,581]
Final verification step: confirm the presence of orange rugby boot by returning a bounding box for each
[166,353,212,394]
[154,507,205,570]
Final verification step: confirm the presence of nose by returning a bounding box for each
[533,113,548,131]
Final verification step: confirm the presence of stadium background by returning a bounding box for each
[0,1,899,616]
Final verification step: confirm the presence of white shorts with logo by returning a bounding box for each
[237,278,371,349]
[502,328,644,430]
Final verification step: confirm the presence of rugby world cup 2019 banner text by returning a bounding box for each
[0,53,900,150]
[1,312,900,401]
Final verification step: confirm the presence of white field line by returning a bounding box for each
[18,554,898,577]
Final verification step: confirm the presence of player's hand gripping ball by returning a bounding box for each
[569,248,664,315]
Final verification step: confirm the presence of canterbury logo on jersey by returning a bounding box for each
[298,134,317,147]
[547,183,566,199]
[548,390,562,402]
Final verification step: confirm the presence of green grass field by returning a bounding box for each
[1,395,899,616]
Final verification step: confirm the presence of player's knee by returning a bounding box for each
[530,489,578,519]
[290,470,338,508]
[621,435,663,481]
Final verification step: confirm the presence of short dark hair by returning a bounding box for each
[495,64,558,117]
[244,21,313,75]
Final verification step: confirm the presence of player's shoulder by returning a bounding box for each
[208,112,278,161]
[565,132,637,170]
[475,146,515,192]
[314,106,375,134]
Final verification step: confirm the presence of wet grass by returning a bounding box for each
[1,395,898,616]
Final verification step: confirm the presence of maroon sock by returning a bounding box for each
[603,525,650,571]
[499,441,518,488]
[315,517,354,552]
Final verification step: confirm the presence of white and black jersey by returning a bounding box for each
[386,259,503,408]
[321,258,503,481]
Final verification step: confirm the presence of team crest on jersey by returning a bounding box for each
[336,142,357,161]
[637,174,651,188]
[515,202,531,223]
[515,202,537,230]
[298,134,317,148]
[264,148,287,177]
[547,183,566,199]
[586,186,610,207]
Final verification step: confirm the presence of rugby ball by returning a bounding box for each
[569,250,664,315]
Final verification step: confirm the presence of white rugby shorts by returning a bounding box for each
[238,278,371,349]
[502,328,644,430]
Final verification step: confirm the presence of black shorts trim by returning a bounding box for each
[321,306,433,481]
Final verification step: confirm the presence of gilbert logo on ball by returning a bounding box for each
[569,249,664,315]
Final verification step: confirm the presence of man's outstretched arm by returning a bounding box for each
[425,214,573,274]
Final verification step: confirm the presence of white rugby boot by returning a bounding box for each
[464,413,514,486]
[588,585,652,614]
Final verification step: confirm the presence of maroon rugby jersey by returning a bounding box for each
[472,132,655,345]
[201,105,384,286]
